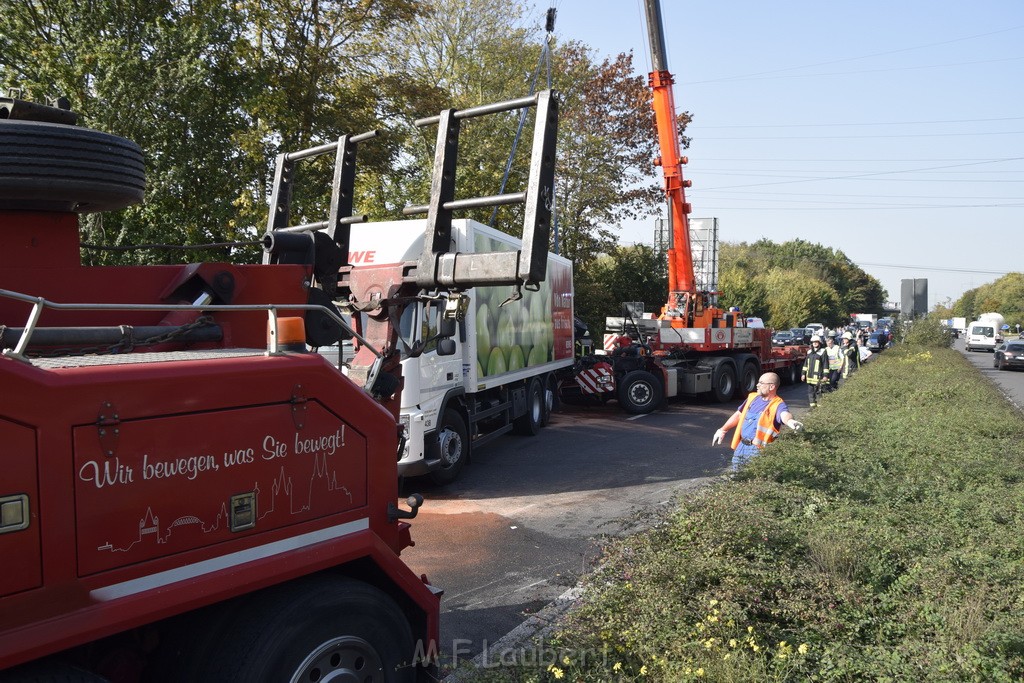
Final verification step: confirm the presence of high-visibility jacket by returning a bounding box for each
[824,344,844,371]
[803,350,828,385]
[730,393,784,450]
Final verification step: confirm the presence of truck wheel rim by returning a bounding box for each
[288,635,384,683]
[439,428,463,466]
[629,383,652,406]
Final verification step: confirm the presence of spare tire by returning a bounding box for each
[0,119,145,213]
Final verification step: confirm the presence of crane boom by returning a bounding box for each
[643,0,703,324]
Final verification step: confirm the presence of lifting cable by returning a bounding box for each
[489,6,560,254]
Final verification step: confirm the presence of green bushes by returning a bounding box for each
[896,313,955,348]
[463,346,1024,681]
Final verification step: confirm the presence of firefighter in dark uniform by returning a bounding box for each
[801,335,828,408]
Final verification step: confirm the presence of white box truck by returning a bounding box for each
[345,218,574,484]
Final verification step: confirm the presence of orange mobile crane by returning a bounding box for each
[562,0,807,413]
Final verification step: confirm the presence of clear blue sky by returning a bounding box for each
[547,0,1024,310]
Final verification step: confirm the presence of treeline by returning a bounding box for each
[0,0,667,274]
[947,272,1024,329]
[718,239,886,330]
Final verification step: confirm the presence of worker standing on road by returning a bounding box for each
[712,372,803,471]
[823,334,844,391]
[802,335,828,408]
[841,331,860,379]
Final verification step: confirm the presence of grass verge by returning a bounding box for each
[457,346,1024,682]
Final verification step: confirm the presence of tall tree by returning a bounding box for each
[1,0,426,264]
[550,44,665,265]
[575,244,667,336]
[1,0,258,263]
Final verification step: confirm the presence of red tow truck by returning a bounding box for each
[561,0,806,414]
[0,87,556,681]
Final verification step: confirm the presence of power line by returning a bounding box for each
[686,24,1024,85]
[698,157,1024,191]
[698,116,1024,130]
[687,55,1024,85]
[855,261,1013,276]
[694,130,1024,141]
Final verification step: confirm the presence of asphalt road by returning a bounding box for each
[399,379,811,672]
[956,336,1024,410]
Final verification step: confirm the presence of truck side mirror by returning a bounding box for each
[438,318,456,339]
[437,338,456,356]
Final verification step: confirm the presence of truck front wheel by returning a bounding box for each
[198,577,416,683]
[617,370,663,414]
[429,409,468,485]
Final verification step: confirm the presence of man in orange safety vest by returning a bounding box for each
[712,372,803,470]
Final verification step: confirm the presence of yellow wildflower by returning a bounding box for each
[695,668,705,677]
[613,662,623,672]
[640,664,648,675]
[799,643,810,655]
[709,599,719,607]
[548,665,564,679]
[562,656,571,665]
[729,639,738,648]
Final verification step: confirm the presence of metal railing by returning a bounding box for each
[0,288,380,363]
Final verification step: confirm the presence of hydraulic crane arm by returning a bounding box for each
[643,0,696,302]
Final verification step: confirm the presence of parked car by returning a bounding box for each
[790,328,811,344]
[993,341,1024,371]
[867,330,889,351]
[772,330,795,347]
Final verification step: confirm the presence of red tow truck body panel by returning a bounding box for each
[0,220,439,672]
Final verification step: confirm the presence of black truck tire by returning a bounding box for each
[617,370,663,414]
[0,120,145,213]
[541,372,559,426]
[710,359,737,403]
[513,378,544,435]
[734,356,759,398]
[195,576,416,683]
[429,408,468,485]
[785,361,801,385]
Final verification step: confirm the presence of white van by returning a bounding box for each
[965,322,1002,352]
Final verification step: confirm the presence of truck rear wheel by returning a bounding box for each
[735,357,759,398]
[197,577,416,683]
[429,408,468,485]
[617,370,663,414]
[513,378,544,435]
[541,373,559,426]
[710,360,736,403]
[785,362,800,385]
